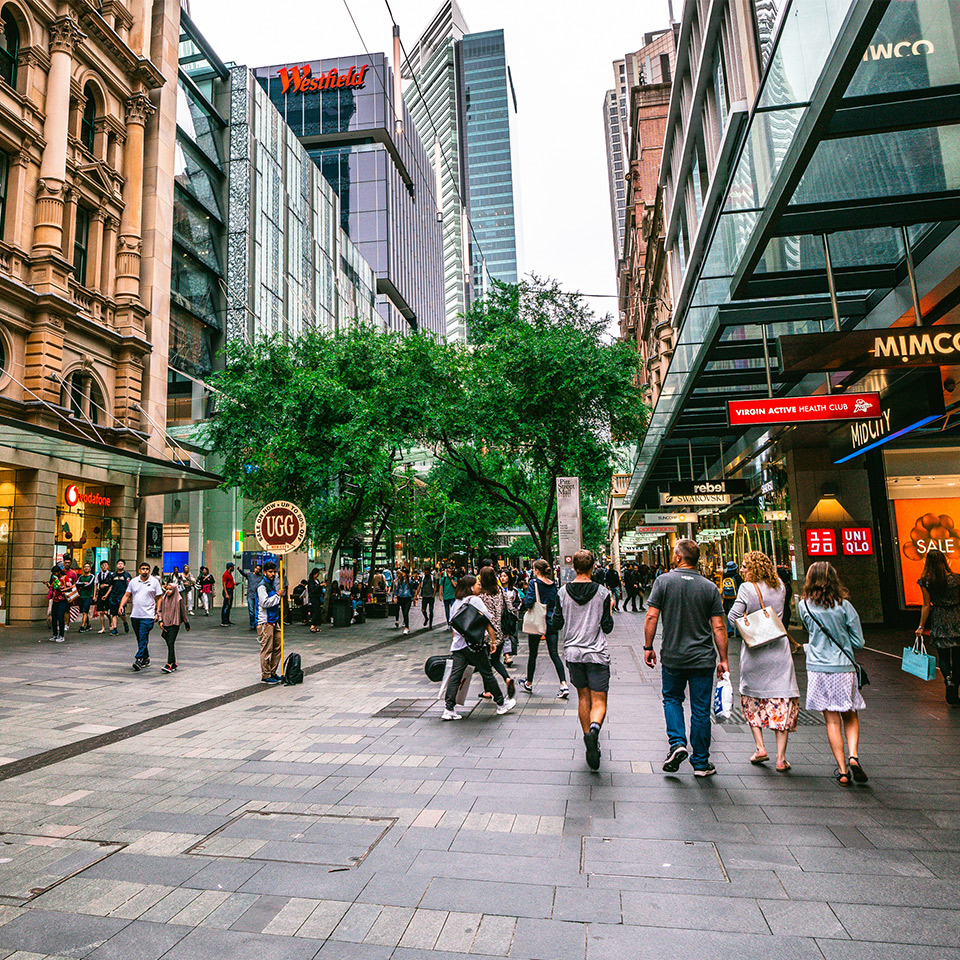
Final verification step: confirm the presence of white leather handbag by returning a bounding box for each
[735,583,788,649]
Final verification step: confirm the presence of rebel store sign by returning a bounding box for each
[727,394,881,427]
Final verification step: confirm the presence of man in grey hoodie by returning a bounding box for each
[553,549,615,770]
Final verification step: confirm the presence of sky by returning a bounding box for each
[188,0,674,329]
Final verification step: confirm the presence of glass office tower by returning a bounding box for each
[403,1,520,342]
[254,54,445,336]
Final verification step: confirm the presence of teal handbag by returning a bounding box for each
[902,637,938,682]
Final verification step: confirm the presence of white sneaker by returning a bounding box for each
[441,709,461,721]
[54,637,65,643]
[496,698,516,715]
[403,628,409,635]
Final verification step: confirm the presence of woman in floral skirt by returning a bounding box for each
[798,561,867,787]
[728,551,798,771]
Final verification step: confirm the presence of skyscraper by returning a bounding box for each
[402,1,520,342]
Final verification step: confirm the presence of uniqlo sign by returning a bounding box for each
[806,528,837,556]
[842,527,874,556]
[727,393,882,427]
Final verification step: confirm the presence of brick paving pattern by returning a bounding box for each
[0,607,955,959]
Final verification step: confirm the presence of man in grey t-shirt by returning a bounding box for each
[644,539,728,777]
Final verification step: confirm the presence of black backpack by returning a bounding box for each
[281,652,303,685]
[424,654,451,682]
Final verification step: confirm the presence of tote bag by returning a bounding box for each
[735,583,788,649]
[521,581,548,636]
[902,636,938,682]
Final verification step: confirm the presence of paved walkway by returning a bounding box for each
[0,606,956,960]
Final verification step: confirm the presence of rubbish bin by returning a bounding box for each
[332,598,353,628]
[367,597,387,619]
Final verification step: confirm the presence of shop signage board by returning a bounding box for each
[277,63,369,94]
[805,528,837,556]
[659,492,731,507]
[255,500,306,554]
[828,372,945,464]
[64,484,111,508]
[645,512,699,524]
[842,528,874,556]
[728,393,882,427]
[779,324,960,372]
[893,499,960,605]
[556,478,582,584]
[764,510,790,521]
[667,479,749,496]
[146,522,163,559]
[635,526,676,535]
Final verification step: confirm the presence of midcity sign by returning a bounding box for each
[277,63,369,95]
[728,393,882,427]
[778,325,960,372]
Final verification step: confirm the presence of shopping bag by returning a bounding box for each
[713,671,733,722]
[902,638,938,682]
[521,581,547,635]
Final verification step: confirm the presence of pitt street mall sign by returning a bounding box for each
[727,393,882,427]
[778,325,960,372]
[277,63,369,95]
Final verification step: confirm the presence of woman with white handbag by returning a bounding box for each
[521,559,568,698]
[728,552,798,771]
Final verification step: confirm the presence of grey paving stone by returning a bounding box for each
[832,903,960,946]
[237,861,369,899]
[421,878,555,919]
[621,891,768,933]
[161,925,323,959]
[0,909,129,956]
[817,941,960,960]
[79,854,205,886]
[759,900,849,939]
[84,920,193,959]
[552,887,621,924]
[313,939,393,958]
[355,872,433,908]
[181,856,265,892]
[509,917,586,960]
[230,894,289,933]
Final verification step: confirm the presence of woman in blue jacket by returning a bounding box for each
[798,562,867,787]
[521,559,569,698]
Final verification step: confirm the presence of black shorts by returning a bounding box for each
[79,598,92,614]
[108,601,122,616]
[567,661,611,693]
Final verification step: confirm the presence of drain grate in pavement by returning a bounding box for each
[372,698,445,718]
[713,706,825,726]
[0,834,125,905]
[184,810,396,868]
[580,837,728,881]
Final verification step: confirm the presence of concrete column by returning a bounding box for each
[87,208,105,290]
[115,93,155,300]
[9,469,57,622]
[101,216,118,296]
[23,320,64,404]
[33,16,85,253]
[6,148,32,247]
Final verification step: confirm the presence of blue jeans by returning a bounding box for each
[661,666,715,770]
[131,617,154,661]
[248,594,257,628]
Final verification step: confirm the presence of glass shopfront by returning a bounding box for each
[56,478,121,569]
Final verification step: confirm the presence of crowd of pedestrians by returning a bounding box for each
[37,540,888,786]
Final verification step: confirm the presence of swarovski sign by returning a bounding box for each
[779,325,960,372]
[659,492,731,507]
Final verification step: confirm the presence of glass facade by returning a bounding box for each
[462,30,519,296]
[253,54,444,336]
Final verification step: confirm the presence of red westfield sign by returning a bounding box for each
[277,63,369,95]
[728,393,882,427]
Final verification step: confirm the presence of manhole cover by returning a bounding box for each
[0,834,125,904]
[580,837,728,881]
[372,698,445,718]
[713,707,825,726]
[184,811,396,868]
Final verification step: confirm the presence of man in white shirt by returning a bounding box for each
[119,562,163,672]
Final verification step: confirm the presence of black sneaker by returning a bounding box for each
[142,658,150,667]
[123,620,129,633]
[693,764,717,778]
[261,675,280,685]
[110,629,118,636]
[662,744,689,773]
[946,683,960,706]
[132,660,143,672]
[584,728,601,771]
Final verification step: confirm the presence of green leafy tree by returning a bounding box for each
[204,325,413,616]
[411,277,648,565]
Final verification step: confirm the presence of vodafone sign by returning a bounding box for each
[728,393,882,427]
[64,483,111,508]
[255,500,306,554]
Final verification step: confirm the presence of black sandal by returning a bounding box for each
[848,756,868,784]
[834,768,851,786]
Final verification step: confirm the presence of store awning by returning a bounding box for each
[0,416,223,496]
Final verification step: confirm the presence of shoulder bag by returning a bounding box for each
[802,601,870,689]
[521,580,548,636]
[735,583,788,649]
[450,601,491,652]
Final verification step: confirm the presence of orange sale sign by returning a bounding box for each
[893,498,960,606]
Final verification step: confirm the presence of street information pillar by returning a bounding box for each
[556,477,582,584]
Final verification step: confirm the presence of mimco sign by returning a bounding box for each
[779,325,960,373]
